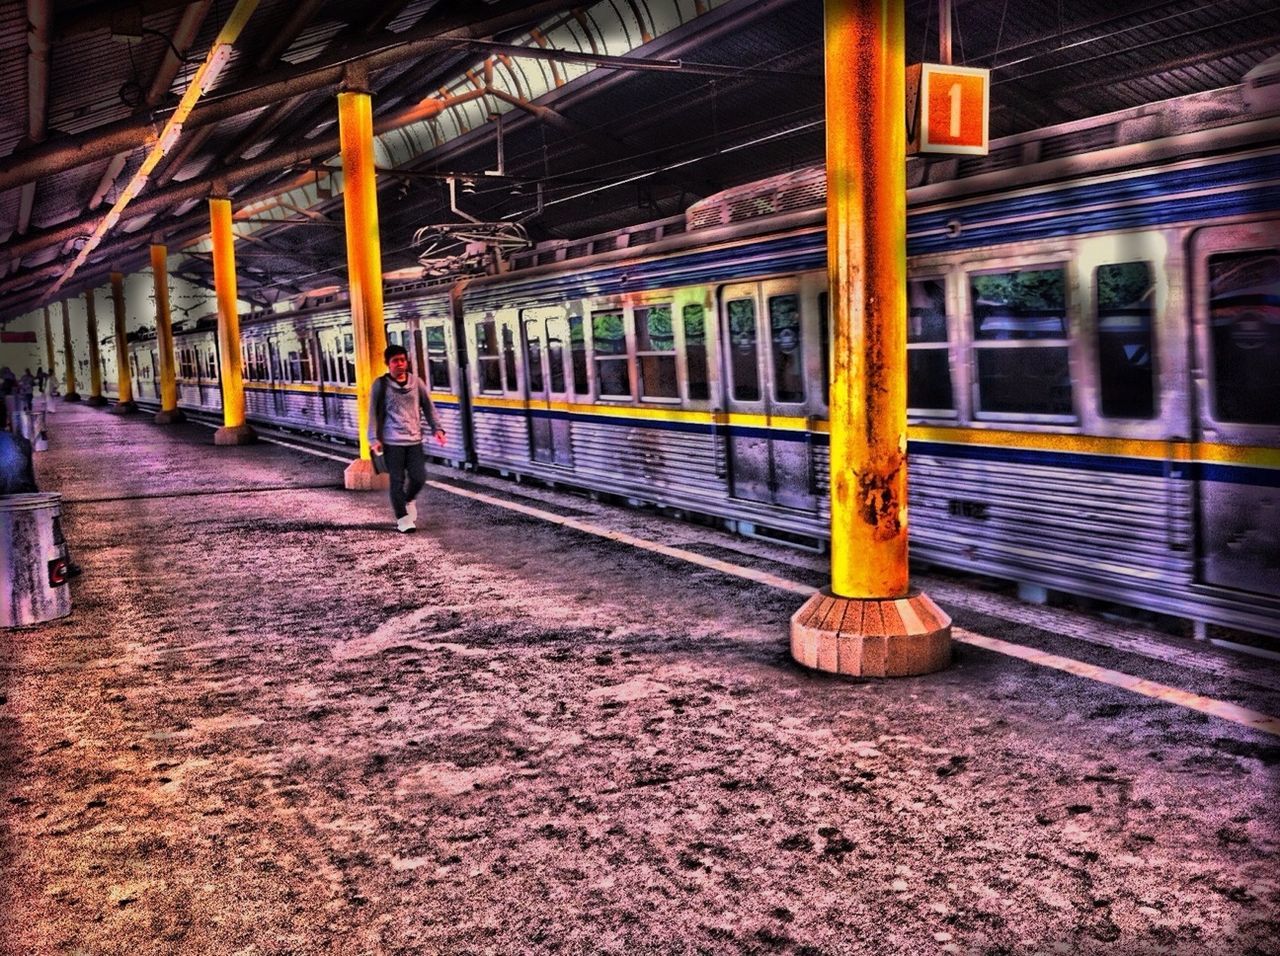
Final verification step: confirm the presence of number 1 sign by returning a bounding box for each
[907,63,990,156]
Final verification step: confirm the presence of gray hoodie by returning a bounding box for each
[367,373,442,446]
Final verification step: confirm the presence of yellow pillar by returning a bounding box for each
[338,89,389,490]
[209,197,256,445]
[108,272,136,413]
[151,244,185,424]
[61,300,80,401]
[42,307,55,385]
[789,0,950,677]
[84,289,107,406]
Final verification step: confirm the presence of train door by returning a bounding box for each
[718,281,818,510]
[150,350,160,398]
[1189,219,1280,599]
[268,336,286,417]
[519,309,572,466]
[411,325,428,382]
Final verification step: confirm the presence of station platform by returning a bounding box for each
[2,404,1278,955]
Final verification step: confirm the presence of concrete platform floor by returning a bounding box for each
[2,403,1278,956]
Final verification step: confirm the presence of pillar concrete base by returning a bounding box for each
[63,392,81,403]
[791,587,951,678]
[213,423,257,446]
[344,458,390,491]
[154,408,187,425]
[85,395,108,407]
[107,401,137,415]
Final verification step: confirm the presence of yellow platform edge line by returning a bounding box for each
[953,629,1280,737]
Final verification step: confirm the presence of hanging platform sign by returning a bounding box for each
[907,63,990,156]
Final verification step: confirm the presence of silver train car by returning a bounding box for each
[128,82,1280,641]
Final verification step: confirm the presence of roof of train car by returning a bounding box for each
[1,0,1278,326]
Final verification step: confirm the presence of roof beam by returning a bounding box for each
[16,0,52,237]
[90,0,214,211]
[0,0,582,195]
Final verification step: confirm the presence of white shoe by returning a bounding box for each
[406,501,418,524]
[396,515,416,533]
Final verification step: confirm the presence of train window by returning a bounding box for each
[819,293,830,406]
[546,319,567,394]
[1207,249,1280,425]
[425,325,450,390]
[593,310,630,398]
[1095,262,1155,419]
[683,304,710,401]
[287,350,301,383]
[343,333,356,385]
[524,321,545,393]
[970,267,1072,417]
[268,340,282,382]
[768,294,804,403]
[568,316,589,395]
[636,304,678,400]
[206,349,218,380]
[907,277,954,412]
[476,320,503,393]
[726,299,760,401]
[501,325,518,390]
[299,339,314,382]
[322,334,339,384]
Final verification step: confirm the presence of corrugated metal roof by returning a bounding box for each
[2,0,1278,320]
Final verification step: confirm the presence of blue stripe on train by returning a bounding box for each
[465,155,1280,306]
[472,405,1279,486]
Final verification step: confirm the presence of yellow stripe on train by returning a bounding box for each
[468,396,1279,470]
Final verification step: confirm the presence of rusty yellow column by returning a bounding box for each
[42,307,55,385]
[108,272,137,413]
[338,88,389,490]
[790,0,950,677]
[60,300,80,402]
[151,244,185,424]
[83,289,107,406]
[209,196,256,445]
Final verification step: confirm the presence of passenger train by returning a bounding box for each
[109,81,1280,642]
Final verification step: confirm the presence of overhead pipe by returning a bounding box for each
[17,0,52,236]
[0,0,583,194]
[47,0,264,301]
[91,1,215,211]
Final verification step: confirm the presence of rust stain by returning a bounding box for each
[854,457,904,541]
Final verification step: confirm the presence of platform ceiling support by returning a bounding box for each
[42,306,54,383]
[337,89,390,491]
[107,272,136,414]
[92,0,217,207]
[151,244,185,424]
[60,300,79,402]
[16,0,52,238]
[208,197,256,445]
[790,0,950,678]
[83,289,107,406]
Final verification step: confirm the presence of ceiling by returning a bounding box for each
[1,0,1277,323]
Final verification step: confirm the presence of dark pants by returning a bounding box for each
[385,442,426,519]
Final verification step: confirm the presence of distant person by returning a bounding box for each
[0,430,82,577]
[0,429,37,494]
[35,366,48,394]
[368,344,446,533]
[0,367,14,432]
[18,369,34,411]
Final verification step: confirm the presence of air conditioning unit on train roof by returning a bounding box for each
[686,166,827,231]
[1243,53,1280,112]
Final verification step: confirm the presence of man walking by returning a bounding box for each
[368,344,446,533]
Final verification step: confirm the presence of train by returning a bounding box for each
[107,80,1280,642]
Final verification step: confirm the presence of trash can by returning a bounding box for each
[1,492,72,627]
